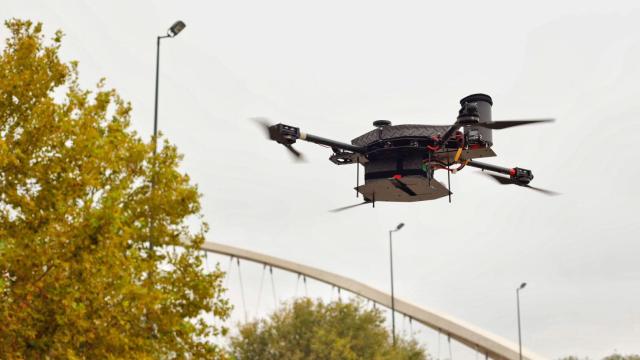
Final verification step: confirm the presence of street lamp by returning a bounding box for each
[153,20,186,150]
[516,282,527,360]
[150,21,185,252]
[168,20,186,37]
[389,222,404,347]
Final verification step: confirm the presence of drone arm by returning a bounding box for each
[437,124,462,147]
[265,122,364,156]
[466,160,514,176]
[300,132,364,153]
[468,160,535,184]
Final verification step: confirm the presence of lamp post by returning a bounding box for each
[389,222,404,347]
[150,21,185,252]
[153,20,186,151]
[516,282,527,360]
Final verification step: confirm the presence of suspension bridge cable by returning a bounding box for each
[448,334,453,360]
[303,276,308,297]
[236,258,248,323]
[200,244,524,360]
[409,317,414,338]
[269,266,277,307]
[223,256,233,288]
[295,273,301,297]
[255,264,266,318]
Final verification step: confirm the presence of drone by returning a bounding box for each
[256,94,557,211]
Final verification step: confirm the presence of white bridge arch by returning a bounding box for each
[201,241,544,360]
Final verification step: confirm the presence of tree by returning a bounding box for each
[558,354,640,360]
[229,298,427,360]
[603,354,640,360]
[0,19,230,358]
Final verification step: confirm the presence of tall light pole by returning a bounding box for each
[389,222,404,347]
[153,20,186,152]
[516,282,527,360]
[150,20,185,252]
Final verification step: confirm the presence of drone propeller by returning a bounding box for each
[252,117,304,161]
[329,200,371,213]
[473,118,555,130]
[481,172,560,196]
[283,144,302,158]
[252,116,272,132]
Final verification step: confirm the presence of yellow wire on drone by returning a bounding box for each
[453,147,463,162]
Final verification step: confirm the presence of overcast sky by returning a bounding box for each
[5,0,640,358]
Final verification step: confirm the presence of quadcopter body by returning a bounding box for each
[257,94,555,210]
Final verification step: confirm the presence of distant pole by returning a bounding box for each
[153,34,165,152]
[389,222,405,347]
[151,20,185,251]
[153,20,186,152]
[516,282,527,360]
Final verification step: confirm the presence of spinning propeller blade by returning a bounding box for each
[474,118,554,130]
[484,173,514,185]
[329,201,371,213]
[284,144,302,159]
[251,117,304,161]
[525,184,561,196]
[481,172,560,196]
[252,116,272,133]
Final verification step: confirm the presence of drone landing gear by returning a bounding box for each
[355,176,450,202]
[331,175,452,212]
[447,155,451,203]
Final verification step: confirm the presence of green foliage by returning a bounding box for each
[558,354,640,360]
[229,298,427,360]
[603,354,640,360]
[0,19,230,358]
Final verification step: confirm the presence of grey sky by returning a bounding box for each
[5,0,640,358]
